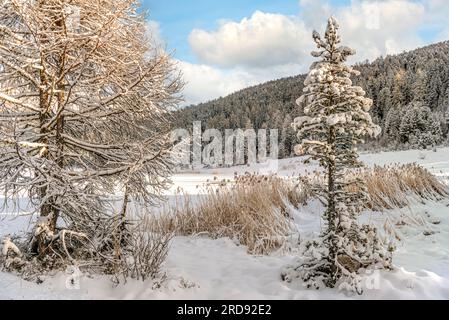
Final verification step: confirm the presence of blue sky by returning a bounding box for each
[142,0,351,63]
[139,0,449,105]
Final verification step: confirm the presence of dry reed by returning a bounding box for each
[151,164,448,255]
[362,164,449,210]
[156,174,307,254]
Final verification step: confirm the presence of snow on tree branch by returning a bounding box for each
[284,17,393,294]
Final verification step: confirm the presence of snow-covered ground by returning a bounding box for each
[170,147,449,195]
[1,147,449,300]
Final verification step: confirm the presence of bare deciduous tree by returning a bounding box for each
[0,0,182,273]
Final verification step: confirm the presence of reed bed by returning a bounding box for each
[157,174,307,254]
[151,164,448,255]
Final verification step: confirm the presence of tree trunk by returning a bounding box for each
[38,67,58,231]
[327,126,338,286]
[120,188,130,232]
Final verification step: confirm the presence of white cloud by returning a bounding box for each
[179,60,305,105]
[337,0,425,62]
[426,0,449,18]
[146,20,165,48]
[425,0,449,42]
[179,61,252,105]
[178,0,445,105]
[298,0,333,30]
[188,1,425,69]
[189,11,311,68]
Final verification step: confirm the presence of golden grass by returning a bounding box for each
[157,174,307,254]
[302,163,449,210]
[363,164,449,210]
[152,164,448,255]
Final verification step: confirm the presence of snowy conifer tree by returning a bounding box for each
[384,107,403,144]
[399,103,443,149]
[283,17,392,293]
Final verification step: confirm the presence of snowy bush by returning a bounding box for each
[282,225,391,294]
[128,220,173,282]
[1,214,174,283]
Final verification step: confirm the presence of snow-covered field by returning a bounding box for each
[1,147,449,300]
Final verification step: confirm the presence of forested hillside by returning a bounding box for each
[174,41,449,157]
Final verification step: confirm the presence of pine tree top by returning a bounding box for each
[311,17,356,64]
[293,17,382,159]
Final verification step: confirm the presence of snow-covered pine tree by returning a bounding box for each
[399,103,443,149]
[384,107,403,145]
[283,17,392,293]
[442,88,449,136]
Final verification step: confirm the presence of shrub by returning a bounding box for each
[1,214,173,283]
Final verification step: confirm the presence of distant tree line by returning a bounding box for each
[173,41,449,158]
